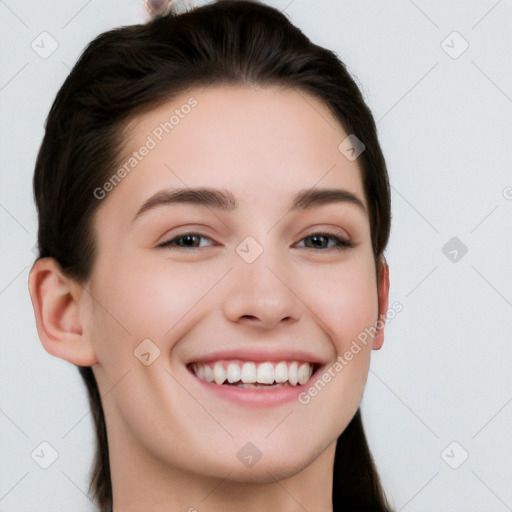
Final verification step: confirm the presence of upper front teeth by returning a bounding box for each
[240,362,256,383]
[227,363,241,383]
[192,361,314,386]
[257,362,274,384]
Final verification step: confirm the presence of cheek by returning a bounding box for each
[90,246,377,347]
[302,255,378,350]
[88,256,223,352]
[297,254,377,401]
[296,261,377,438]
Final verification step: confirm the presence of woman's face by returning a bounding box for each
[83,85,388,483]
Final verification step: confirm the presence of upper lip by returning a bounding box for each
[185,348,329,366]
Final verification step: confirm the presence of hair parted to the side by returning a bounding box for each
[33,1,392,511]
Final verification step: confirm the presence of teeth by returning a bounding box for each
[274,361,288,383]
[226,363,241,383]
[213,362,227,385]
[240,362,257,383]
[256,362,274,384]
[297,363,311,385]
[204,365,214,383]
[193,363,205,380]
[288,362,298,386]
[197,365,205,380]
[192,360,314,387]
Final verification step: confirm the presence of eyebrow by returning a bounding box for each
[132,186,366,223]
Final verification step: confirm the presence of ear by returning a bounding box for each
[372,255,390,350]
[28,258,98,367]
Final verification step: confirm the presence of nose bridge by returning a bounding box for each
[237,235,283,289]
[222,234,302,328]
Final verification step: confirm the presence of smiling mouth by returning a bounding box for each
[189,360,318,388]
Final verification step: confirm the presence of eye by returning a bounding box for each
[157,230,353,251]
[157,232,215,249]
[296,231,353,250]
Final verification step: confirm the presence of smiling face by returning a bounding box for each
[80,85,387,493]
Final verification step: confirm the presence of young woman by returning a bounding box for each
[28,1,393,510]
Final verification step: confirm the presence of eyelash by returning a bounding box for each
[157,231,353,251]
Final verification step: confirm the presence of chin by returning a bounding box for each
[222,454,317,484]
[200,434,335,484]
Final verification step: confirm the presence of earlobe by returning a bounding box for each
[372,255,390,350]
[28,258,98,367]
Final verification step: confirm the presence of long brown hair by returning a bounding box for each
[33,1,392,510]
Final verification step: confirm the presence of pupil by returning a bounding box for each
[183,235,196,246]
[311,235,325,248]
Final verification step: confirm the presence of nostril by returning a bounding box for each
[239,315,294,324]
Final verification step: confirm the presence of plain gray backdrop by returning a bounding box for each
[1,1,511,510]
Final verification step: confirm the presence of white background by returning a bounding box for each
[1,1,511,511]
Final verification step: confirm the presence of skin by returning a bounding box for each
[29,85,389,512]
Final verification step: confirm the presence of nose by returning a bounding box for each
[222,243,303,330]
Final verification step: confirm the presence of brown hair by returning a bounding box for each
[32,1,392,510]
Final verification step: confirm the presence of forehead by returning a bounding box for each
[97,85,367,226]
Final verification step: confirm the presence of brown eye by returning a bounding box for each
[298,232,352,250]
[158,232,214,249]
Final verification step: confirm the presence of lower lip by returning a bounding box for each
[189,369,319,407]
